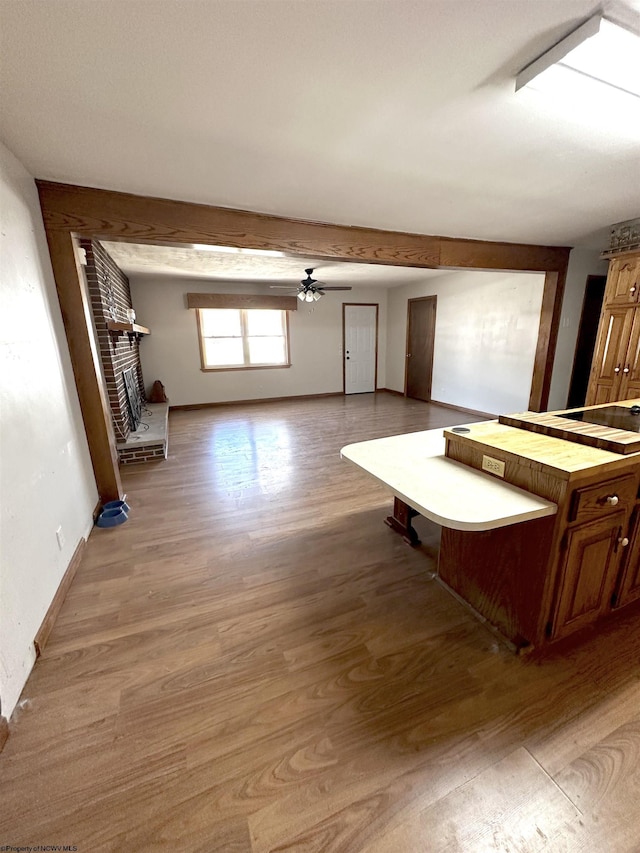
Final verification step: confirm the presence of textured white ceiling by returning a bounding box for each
[99,241,445,287]
[1,0,639,249]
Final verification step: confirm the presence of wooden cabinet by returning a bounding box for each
[586,252,640,406]
[551,472,637,640]
[615,506,640,608]
[607,255,640,305]
[621,312,640,398]
[533,471,640,643]
[568,474,637,524]
[587,306,640,404]
[443,413,640,650]
[550,512,626,641]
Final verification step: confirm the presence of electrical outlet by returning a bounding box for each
[56,525,65,551]
[482,455,506,478]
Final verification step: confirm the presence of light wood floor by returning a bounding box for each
[2,393,640,852]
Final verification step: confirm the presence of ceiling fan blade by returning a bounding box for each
[269,285,299,289]
[317,286,352,291]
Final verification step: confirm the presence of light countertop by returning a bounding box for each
[340,427,557,532]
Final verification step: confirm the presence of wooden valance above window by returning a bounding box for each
[186,293,298,311]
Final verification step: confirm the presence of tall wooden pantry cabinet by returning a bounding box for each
[585,251,640,406]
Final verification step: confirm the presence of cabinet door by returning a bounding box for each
[618,309,640,399]
[615,507,640,608]
[551,512,625,641]
[607,256,640,305]
[621,383,640,402]
[585,307,635,404]
[589,384,615,405]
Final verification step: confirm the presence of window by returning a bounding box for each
[197,308,290,370]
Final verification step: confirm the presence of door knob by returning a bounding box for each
[406,353,412,358]
[619,537,629,547]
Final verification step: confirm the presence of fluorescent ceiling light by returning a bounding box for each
[516,15,640,99]
[192,244,285,257]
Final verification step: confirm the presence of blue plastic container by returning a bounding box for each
[102,499,130,514]
[96,508,128,528]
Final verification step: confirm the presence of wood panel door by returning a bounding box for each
[550,513,625,641]
[585,306,635,405]
[343,304,378,394]
[607,256,640,305]
[618,308,640,400]
[405,296,436,402]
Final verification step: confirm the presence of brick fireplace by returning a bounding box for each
[82,239,168,464]
[82,239,146,443]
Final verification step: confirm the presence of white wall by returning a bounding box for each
[0,142,97,719]
[547,249,609,412]
[130,275,387,405]
[386,270,546,415]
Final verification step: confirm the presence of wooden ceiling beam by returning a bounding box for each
[36,179,571,502]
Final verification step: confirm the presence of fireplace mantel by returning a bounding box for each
[107,321,150,338]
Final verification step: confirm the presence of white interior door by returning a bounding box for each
[344,304,378,394]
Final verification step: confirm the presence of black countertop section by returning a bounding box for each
[559,405,640,434]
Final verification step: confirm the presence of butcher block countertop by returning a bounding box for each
[499,404,640,454]
[444,399,640,481]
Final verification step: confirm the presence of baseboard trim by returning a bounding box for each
[376,390,495,419]
[377,388,405,397]
[34,537,86,658]
[92,499,102,522]
[430,398,496,420]
[0,715,8,753]
[170,391,344,411]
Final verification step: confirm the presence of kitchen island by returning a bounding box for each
[341,400,640,651]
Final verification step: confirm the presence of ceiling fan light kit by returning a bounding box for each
[298,288,322,303]
[272,268,353,302]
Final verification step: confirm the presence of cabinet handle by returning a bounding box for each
[631,286,637,294]
[623,366,630,374]
[619,537,630,547]
[614,365,621,374]
[606,495,619,506]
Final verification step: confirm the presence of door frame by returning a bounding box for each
[36,180,570,502]
[404,296,437,400]
[342,303,379,394]
[566,275,607,409]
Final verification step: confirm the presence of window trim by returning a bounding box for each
[196,307,291,372]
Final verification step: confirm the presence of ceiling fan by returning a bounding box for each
[270,268,352,303]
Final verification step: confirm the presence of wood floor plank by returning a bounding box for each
[554,717,640,814]
[527,680,640,777]
[2,395,640,851]
[361,748,580,853]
